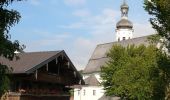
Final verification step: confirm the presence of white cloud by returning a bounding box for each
[59,8,119,69]
[29,0,40,6]
[133,23,155,37]
[24,31,71,51]
[60,22,84,29]
[61,8,155,70]
[24,8,155,71]
[64,0,86,6]
[62,8,118,30]
[73,9,91,17]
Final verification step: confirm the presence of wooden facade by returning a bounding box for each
[0,50,84,100]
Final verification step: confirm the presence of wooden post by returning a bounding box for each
[74,71,76,77]
[67,62,70,68]
[56,58,58,64]
[46,63,48,71]
[35,70,38,80]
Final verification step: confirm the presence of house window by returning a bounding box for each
[78,90,80,96]
[118,38,120,41]
[123,37,126,40]
[93,90,96,96]
[83,90,86,96]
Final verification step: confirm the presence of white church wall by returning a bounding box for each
[116,29,133,41]
[74,86,104,100]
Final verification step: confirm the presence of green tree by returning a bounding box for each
[0,0,23,96]
[101,44,170,100]
[144,0,170,51]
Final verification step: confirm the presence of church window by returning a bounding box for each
[118,38,120,41]
[93,90,96,96]
[78,90,80,96]
[123,37,126,40]
[83,89,86,96]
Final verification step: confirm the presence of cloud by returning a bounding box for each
[58,8,119,69]
[24,31,71,51]
[64,0,86,6]
[29,0,40,6]
[71,38,95,70]
[60,8,155,70]
[61,8,119,30]
[73,9,91,17]
[133,23,155,37]
[23,8,155,70]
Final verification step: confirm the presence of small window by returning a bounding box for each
[78,90,80,96]
[118,38,120,41]
[123,37,126,40]
[83,90,86,96]
[93,90,96,96]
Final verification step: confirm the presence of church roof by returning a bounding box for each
[84,75,100,86]
[83,36,149,74]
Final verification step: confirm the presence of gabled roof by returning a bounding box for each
[0,51,62,73]
[83,36,149,74]
[84,75,100,86]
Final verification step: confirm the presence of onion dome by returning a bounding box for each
[116,0,133,29]
[116,19,133,29]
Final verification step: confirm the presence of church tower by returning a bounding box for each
[116,0,133,41]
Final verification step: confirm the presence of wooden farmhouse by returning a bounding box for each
[0,50,84,100]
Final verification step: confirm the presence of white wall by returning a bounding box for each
[74,86,104,100]
[116,28,133,41]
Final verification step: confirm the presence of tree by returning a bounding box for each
[101,44,170,100]
[0,0,23,96]
[144,0,170,51]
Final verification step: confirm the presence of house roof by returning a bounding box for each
[83,36,149,74]
[0,51,62,73]
[84,75,100,86]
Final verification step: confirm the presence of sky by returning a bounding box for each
[9,0,155,70]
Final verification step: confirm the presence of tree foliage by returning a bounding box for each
[101,44,170,100]
[144,0,170,51]
[0,0,23,96]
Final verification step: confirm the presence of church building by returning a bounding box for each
[74,0,150,100]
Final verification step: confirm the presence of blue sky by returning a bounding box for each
[9,0,155,70]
